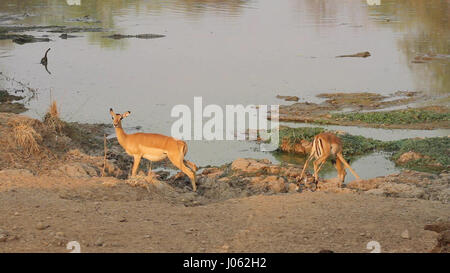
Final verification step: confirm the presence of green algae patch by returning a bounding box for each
[332,108,450,126]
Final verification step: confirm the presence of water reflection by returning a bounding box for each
[0,0,251,48]
[368,0,450,94]
[0,0,448,169]
[0,0,249,26]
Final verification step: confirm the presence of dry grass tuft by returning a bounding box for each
[8,119,42,156]
[43,100,64,134]
[49,100,58,117]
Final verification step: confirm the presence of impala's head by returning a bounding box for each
[109,108,131,128]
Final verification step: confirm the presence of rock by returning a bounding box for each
[378,183,425,199]
[231,158,251,171]
[59,33,78,39]
[231,158,268,173]
[424,222,450,233]
[221,244,230,252]
[365,188,384,196]
[317,178,352,193]
[52,232,67,246]
[5,34,51,45]
[276,95,300,102]
[425,221,450,253]
[288,183,299,193]
[36,222,50,230]
[201,168,224,178]
[267,178,286,193]
[347,178,383,191]
[95,237,104,246]
[260,159,271,164]
[431,230,450,253]
[438,230,450,245]
[249,175,286,193]
[217,177,230,183]
[282,167,303,178]
[401,229,411,239]
[0,229,9,242]
[185,228,196,234]
[7,235,18,241]
[0,169,34,177]
[268,165,281,175]
[247,162,269,173]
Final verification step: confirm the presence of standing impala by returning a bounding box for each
[109,108,198,191]
[299,132,360,187]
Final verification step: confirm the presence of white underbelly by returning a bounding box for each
[141,147,167,162]
[143,153,167,161]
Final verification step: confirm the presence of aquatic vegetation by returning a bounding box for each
[332,109,450,125]
[279,127,325,143]
[338,134,382,157]
[384,137,450,173]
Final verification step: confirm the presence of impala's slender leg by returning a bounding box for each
[184,160,198,172]
[336,153,360,180]
[147,161,159,178]
[315,157,327,177]
[335,157,346,185]
[168,153,197,191]
[299,152,315,181]
[131,154,142,177]
[313,154,329,182]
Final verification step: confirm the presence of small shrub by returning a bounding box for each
[43,100,64,134]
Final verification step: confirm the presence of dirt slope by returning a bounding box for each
[0,173,448,253]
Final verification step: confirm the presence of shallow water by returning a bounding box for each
[274,151,400,183]
[0,0,449,176]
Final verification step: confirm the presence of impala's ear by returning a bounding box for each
[122,111,131,119]
[109,108,115,117]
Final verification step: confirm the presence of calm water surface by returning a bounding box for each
[0,0,448,177]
